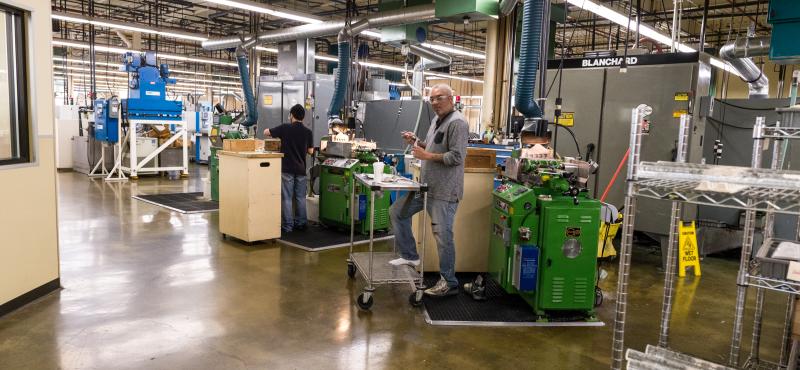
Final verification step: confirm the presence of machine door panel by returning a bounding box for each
[312,78,335,144]
[601,64,696,234]
[256,81,283,139]
[488,205,513,289]
[537,203,600,311]
[282,81,307,129]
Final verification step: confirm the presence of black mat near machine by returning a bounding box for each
[277,223,393,252]
[132,192,219,214]
[421,273,605,327]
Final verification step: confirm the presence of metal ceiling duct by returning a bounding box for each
[407,45,453,97]
[719,36,770,98]
[408,44,452,68]
[201,4,437,51]
[499,0,519,16]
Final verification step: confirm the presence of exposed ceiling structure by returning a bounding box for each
[51,0,774,95]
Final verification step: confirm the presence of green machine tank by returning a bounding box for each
[488,152,601,320]
[319,150,392,234]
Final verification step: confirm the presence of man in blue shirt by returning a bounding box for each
[264,104,314,233]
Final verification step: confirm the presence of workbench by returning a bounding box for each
[218,151,283,242]
[410,164,496,272]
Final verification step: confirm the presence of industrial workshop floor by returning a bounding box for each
[0,165,792,369]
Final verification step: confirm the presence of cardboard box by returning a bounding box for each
[465,148,496,169]
[264,138,281,152]
[147,125,171,139]
[223,139,264,152]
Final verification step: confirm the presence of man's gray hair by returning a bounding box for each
[430,83,454,96]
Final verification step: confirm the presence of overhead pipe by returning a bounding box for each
[514,0,544,119]
[719,36,770,99]
[499,0,519,17]
[202,4,437,51]
[407,45,453,97]
[113,29,133,48]
[327,26,353,119]
[235,46,258,127]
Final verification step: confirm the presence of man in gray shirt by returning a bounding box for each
[389,84,469,297]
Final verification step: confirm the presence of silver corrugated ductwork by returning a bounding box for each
[201,4,437,51]
[719,36,770,98]
[407,45,453,97]
[499,0,519,16]
[408,45,452,68]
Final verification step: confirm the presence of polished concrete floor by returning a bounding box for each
[0,166,793,369]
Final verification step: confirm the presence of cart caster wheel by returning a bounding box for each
[409,290,423,307]
[594,286,603,307]
[347,263,356,279]
[356,293,374,311]
[222,233,227,240]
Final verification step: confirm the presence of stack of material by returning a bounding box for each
[222,139,264,152]
[626,345,735,370]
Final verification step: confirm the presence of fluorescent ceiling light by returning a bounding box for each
[53,40,256,69]
[425,72,484,84]
[202,0,323,24]
[52,57,243,79]
[255,46,279,53]
[52,13,208,42]
[565,0,739,76]
[54,65,244,86]
[421,43,486,60]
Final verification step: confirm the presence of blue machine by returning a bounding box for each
[121,51,183,121]
[94,97,120,142]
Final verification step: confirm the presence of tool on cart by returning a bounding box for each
[488,144,602,321]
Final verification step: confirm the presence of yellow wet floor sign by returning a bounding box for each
[678,221,701,277]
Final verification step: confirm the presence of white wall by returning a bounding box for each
[0,0,60,307]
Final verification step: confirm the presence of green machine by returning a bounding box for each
[319,148,392,235]
[209,113,244,202]
[488,150,601,320]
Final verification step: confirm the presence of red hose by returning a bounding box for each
[600,148,630,203]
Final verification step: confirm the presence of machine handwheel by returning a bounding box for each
[347,263,356,279]
[408,290,423,307]
[594,286,603,307]
[356,293,373,310]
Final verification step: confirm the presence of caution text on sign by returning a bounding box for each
[678,221,702,277]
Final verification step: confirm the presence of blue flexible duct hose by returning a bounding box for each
[514,0,543,119]
[328,41,351,118]
[236,50,258,127]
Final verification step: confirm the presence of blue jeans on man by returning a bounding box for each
[390,192,459,288]
[280,173,307,232]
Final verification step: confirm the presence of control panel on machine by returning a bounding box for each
[322,158,359,168]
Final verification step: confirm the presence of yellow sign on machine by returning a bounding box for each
[678,221,702,277]
[560,112,575,126]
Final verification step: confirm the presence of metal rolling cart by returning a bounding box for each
[346,173,428,311]
[611,106,800,370]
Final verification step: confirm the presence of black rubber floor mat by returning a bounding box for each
[132,192,218,214]
[421,273,604,327]
[277,224,393,251]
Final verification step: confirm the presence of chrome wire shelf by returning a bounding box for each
[633,178,800,216]
[746,274,800,295]
[763,126,800,140]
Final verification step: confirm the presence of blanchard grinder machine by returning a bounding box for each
[318,138,392,234]
[489,143,602,321]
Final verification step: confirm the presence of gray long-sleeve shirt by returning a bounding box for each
[419,110,469,202]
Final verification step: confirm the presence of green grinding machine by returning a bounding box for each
[319,141,391,234]
[489,148,602,320]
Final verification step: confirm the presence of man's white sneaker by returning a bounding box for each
[388,257,420,267]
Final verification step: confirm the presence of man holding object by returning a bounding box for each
[389,84,468,297]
